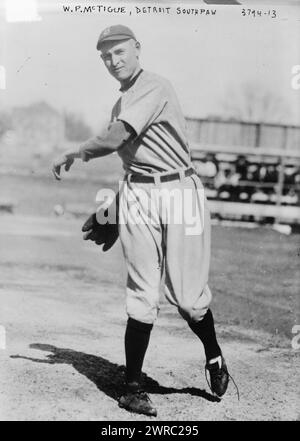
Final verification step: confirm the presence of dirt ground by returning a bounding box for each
[0,172,299,421]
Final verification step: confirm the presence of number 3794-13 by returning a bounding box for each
[241,9,277,18]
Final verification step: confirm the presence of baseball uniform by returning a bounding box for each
[111,70,212,324]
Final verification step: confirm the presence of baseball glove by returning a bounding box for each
[82,198,119,252]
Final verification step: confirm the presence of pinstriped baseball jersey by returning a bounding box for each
[111,70,193,175]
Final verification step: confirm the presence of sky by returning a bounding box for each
[0,0,300,130]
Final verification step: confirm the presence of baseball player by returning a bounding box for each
[52,25,231,417]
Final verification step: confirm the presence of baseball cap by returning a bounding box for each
[97,25,136,50]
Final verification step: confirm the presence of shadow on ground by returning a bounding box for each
[11,343,219,404]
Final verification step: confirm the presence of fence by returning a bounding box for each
[186,118,300,151]
[187,118,300,225]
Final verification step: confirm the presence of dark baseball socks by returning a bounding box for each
[188,309,222,363]
[124,318,153,386]
[124,310,221,387]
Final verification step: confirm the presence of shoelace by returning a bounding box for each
[205,367,240,401]
[138,391,151,402]
[126,390,151,404]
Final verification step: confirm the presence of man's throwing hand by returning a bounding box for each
[52,152,75,180]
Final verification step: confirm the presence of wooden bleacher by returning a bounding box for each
[191,144,300,225]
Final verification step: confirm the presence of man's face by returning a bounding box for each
[100,39,140,82]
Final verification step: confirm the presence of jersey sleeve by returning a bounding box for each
[117,82,168,137]
[79,120,135,161]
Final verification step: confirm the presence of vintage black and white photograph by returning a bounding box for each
[0,0,299,423]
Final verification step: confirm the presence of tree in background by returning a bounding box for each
[221,82,290,124]
[0,111,12,139]
[64,111,93,142]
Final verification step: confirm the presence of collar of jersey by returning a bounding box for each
[119,69,144,92]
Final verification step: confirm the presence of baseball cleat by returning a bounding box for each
[205,355,230,398]
[118,383,157,417]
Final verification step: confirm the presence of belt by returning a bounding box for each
[128,167,195,184]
